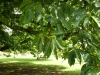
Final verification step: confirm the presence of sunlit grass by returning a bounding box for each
[0,56,82,75]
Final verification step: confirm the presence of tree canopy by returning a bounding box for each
[0,0,100,74]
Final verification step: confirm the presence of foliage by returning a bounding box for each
[0,0,100,74]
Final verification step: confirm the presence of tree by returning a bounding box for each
[0,0,100,74]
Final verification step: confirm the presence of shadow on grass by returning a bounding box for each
[0,58,80,75]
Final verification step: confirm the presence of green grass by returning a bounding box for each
[0,57,82,75]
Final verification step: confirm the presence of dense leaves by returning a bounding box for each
[0,0,100,75]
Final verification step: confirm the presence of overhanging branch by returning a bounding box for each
[0,21,41,51]
[63,32,78,40]
[0,21,41,35]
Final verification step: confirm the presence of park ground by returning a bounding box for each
[0,53,83,75]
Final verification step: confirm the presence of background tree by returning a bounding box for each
[0,0,100,74]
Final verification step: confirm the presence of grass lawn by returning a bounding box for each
[0,57,82,75]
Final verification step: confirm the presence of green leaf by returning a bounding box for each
[20,1,34,12]
[56,39,65,50]
[36,36,41,50]
[84,53,90,62]
[35,4,43,21]
[24,9,34,23]
[75,50,82,64]
[62,20,71,29]
[95,1,100,7]
[56,23,64,32]
[20,0,33,10]
[45,15,54,23]
[91,16,100,27]
[91,35,100,46]
[52,38,58,59]
[35,3,42,13]
[61,4,73,16]
[38,37,44,52]
[79,30,91,40]
[83,17,89,27]
[54,47,58,59]
[43,0,54,5]
[71,0,78,6]
[33,36,40,45]
[19,15,25,24]
[43,37,52,58]
[68,50,75,66]
[51,6,56,17]
[81,64,91,75]
[51,39,56,50]
[57,8,71,29]
[19,0,35,24]
[63,51,68,60]
[57,8,65,21]
[85,0,91,4]
[73,14,86,28]
[44,45,52,58]
[71,36,79,45]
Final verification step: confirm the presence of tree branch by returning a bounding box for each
[63,32,78,40]
[0,21,41,35]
